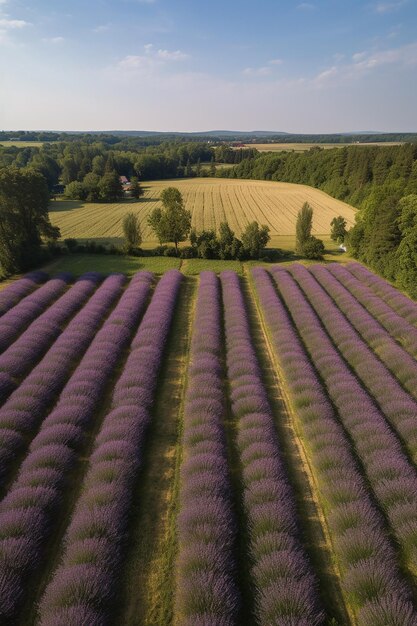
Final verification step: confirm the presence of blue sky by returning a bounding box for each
[0,0,416,131]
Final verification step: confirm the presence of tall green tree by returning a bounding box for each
[330,216,347,243]
[122,212,142,252]
[0,167,59,274]
[98,171,123,202]
[241,221,270,259]
[147,187,191,253]
[296,202,313,253]
[130,177,144,200]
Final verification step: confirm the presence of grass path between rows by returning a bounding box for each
[117,276,197,626]
[243,269,353,626]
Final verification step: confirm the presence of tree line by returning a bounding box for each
[0,140,257,197]
[2,130,416,144]
[124,187,272,260]
[221,143,417,296]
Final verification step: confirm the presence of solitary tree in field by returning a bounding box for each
[296,202,324,259]
[296,202,314,254]
[330,215,347,243]
[130,177,144,200]
[241,221,271,259]
[122,212,142,252]
[147,187,191,254]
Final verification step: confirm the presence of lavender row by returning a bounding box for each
[288,264,417,465]
[0,273,72,353]
[39,270,183,626]
[175,271,239,626]
[326,263,417,357]
[270,267,417,609]
[347,262,417,324]
[0,273,102,405]
[252,267,416,625]
[0,272,153,622]
[0,274,125,486]
[220,271,323,625]
[309,264,417,407]
[0,271,47,317]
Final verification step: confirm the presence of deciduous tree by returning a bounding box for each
[147,187,191,253]
[296,202,313,254]
[122,212,142,252]
[330,216,347,243]
[241,221,270,259]
[0,167,59,274]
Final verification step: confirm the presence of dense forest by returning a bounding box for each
[221,144,417,296]
[0,140,256,196]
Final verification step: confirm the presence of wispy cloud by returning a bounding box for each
[374,0,408,13]
[243,58,283,77]
[0,15,30,44]
[243,66,272,76]
[297,3,316,10]
[42,36,65,44]
[115,44,189,74]
[0,18,29,28]
[314,41,417,84]
[93,24,110,33]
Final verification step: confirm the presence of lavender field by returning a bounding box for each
[1,262,417,625]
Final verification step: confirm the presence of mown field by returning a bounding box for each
[247,141,404,152]
[0,141,44,147]
[1,262,417,625]
[49,177,356,249]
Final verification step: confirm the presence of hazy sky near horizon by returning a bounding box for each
[0,0,416,132]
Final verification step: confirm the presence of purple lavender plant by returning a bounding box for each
[38,270,182,626]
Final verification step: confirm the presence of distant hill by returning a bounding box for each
[1,129,416,144]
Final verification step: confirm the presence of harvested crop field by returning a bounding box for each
[50,177,356,247]
[1,261,417,625]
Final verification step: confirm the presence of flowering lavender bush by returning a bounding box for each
[308,264,417,402]
[347,262,417,324]
[0,274,125,487]
[287,264,417,474]
[176,271,240,626]
[0,271,47,317]
[38,270,182,626]
[252,267,416,625]
[326,264,417,356]
[220,270,324,625]
[0,273,103,405]
[0,272,153,622]
[0,274,72,353]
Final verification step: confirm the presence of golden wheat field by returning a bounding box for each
[50,178,357,247]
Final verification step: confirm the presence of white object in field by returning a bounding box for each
[339,244,347,252]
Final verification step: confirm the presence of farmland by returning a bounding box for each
[49,178,356,249]
[1,261,417,624]
[247,141,405,152]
